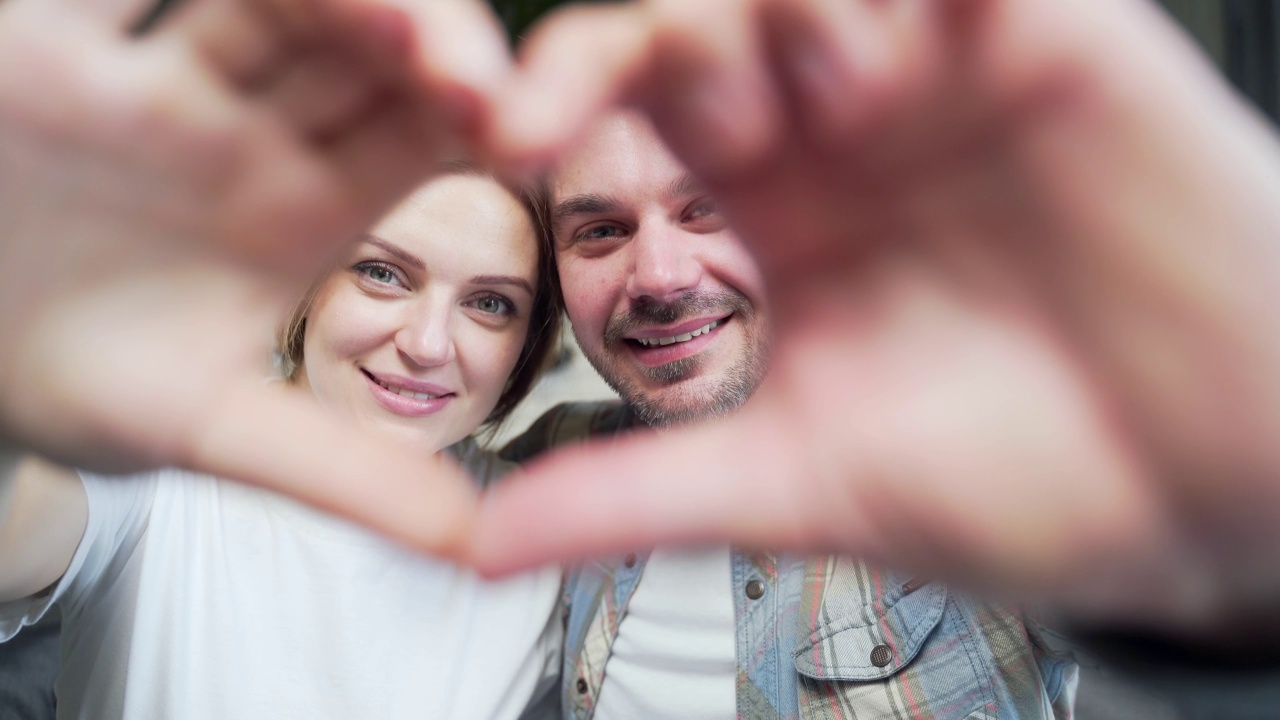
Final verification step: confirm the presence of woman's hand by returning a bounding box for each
[0,0,512,555]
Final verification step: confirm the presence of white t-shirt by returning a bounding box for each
[594,545,736,719]
[0,451,561,720]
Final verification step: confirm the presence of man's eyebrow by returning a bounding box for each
[552,193,620,224]
[470,275,535,297]
[359,234,425,271]
[665,173,707,203]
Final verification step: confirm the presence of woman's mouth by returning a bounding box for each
[361,369,455,417]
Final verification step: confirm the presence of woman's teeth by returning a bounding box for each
[637,319,721,348]
[373,377,439,400]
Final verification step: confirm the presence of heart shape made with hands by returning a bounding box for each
[5,0,1280,622]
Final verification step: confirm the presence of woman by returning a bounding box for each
[0,168,563,719]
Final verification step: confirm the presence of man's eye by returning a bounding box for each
[685,198,719,221]
[683,198,726,233]
[577,224,624,242]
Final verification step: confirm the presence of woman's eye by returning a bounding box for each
[474,295,514,316]
[354,262,403,287]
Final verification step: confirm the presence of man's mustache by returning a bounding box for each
[604,290,752,346]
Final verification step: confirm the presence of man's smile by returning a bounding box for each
[623,314,732,368]
[632,317,724,347]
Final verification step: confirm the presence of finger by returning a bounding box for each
[485,3,652,169]
[636,0,784,184]
[321,95,460,213]
[161,0,507,124]
[466,411,825,576]
[187,380,478,558]
[156,0,289,89]
[253,48,379,142]
[159,0,419,93]
[396,0,512,133]
[46,0,160,32]
[759,0,900,149]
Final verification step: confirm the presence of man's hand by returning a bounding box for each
[0,0,513,554]
[474,0,1280,630]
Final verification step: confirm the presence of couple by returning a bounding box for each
[0,111,1073,717]
[7,0,1280,717]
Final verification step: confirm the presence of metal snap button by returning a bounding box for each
[870,644,893,667]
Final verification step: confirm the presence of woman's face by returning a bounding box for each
[300,174,538,455]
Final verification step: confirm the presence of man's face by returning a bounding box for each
[550,114,770,426]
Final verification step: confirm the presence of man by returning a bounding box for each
[501,110,1077,719]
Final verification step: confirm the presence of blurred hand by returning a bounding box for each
[474,0,1280,628]
[0,0,514,554]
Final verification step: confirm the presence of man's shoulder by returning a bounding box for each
[499,400,638,463]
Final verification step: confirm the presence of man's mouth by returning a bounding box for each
[632,318,724,348]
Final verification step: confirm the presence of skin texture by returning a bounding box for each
[550,113,769,427]
[300,175,538,457]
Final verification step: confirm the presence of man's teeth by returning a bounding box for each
[637,319,721,348]
[374,378,440,400]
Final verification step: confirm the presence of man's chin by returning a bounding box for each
[619,376,752,428]
[586,343,765,427]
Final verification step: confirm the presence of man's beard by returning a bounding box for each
[578,289,768,427]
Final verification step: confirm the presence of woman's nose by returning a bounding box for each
[394,300,456,368]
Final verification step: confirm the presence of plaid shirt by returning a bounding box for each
[503,401,1077,720]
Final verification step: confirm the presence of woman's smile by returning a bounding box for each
[361,368,456,417]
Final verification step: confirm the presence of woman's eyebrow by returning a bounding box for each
[359,234,425,271]
[471,275,535,296]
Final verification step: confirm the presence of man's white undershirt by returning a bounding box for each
[594,545,737,719]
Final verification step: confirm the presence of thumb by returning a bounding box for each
[466,410,824,576]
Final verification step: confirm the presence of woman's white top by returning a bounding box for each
[0,444,562,720]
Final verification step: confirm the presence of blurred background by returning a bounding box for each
[1159,0,1278,122]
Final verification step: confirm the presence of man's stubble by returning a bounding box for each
[578,289,770,427]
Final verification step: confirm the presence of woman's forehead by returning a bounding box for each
[372,174,538,278]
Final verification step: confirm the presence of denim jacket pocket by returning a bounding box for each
[792,574,947,681]
[790,561,997,720]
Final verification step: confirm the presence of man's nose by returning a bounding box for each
[395,297,456,368]
[625,224,703,303]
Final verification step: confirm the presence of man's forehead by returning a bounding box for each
[549,113,688,202]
